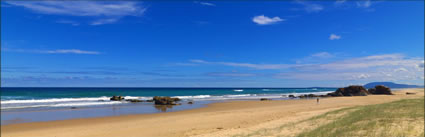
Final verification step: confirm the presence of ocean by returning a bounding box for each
[1,87,335,124]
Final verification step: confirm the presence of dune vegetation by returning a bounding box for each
[298,98,424,137]
[233,97,424,137]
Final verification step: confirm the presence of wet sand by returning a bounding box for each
[1,88,423,137]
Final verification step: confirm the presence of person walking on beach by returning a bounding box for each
[316,97,320,104]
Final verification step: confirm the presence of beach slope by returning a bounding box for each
[1,88,423,137]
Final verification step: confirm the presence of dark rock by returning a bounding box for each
[153,96,181,105]
[319,95,329,97]
[358,91,368,96]
[188,101,194,104]
[146,99,154,102]
[327,86,369,97]
[110,96,125,101]
[368,88,376,94]
[288,95,296,98]
[406,92,416,95]
[260,98,271,101]
[308,94,318,97]
[370,85,393,95]
[298,94,319,98]
[125,99,143,103]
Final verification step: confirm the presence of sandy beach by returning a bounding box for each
[1,88,423,137]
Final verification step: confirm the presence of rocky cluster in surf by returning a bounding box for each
[109,95,186,105]
[152,96,181,105]
[287,85,393,99]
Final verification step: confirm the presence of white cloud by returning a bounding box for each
[356,74,371,79]
[189,59,293,69]
[304,3,324,12]
[311,52,334,58]
[45,49,100,54]
[252,15,284,25]
[188,54,424,82]
[295,1,324,13]
[3,48,100,55]
[329,34,341,40]
[190,54,423,71]
[335,0,347,5]
[206,72,256,77]
[6,1,146,25]
[357,0,372,8]
[195,1,216,6]
[296,52,337,64]
[90,18,119,26]
[56,20,80,26]
[394,68,408,72]
[418,60,424,68]
[189,59,208,63]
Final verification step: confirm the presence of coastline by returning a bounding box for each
[1,88,423,137]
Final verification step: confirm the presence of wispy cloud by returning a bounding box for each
[311,52,335,58]
[329,34,341,40]
[194,1,216,6]
[141,72,186,77]
[6,1,146,25]
[296,52,337,64]
[189,59,293,69]
[205,71,257,77]
[45,49,100,54]
[3,48,101,55]
[252,15,284,25]
[90,18,119,26]
[335,0,347,5]
[356,0,372,8]
[56,20,80,26]
[295,0,324,13]
[187,54,424,82]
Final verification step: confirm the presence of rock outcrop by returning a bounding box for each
[327,86,369,97]
[110,96,125,101]
[368,85,393,95]
[153,96,181,105]
[260,98,272,101]
[125,99,143,103]
[297,85,392,98]
[298,94,319,98]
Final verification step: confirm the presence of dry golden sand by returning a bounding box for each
[1,88,423,137]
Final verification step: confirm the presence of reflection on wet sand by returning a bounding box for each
[154,105,174,112]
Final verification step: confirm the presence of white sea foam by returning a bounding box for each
[2,101,124,109]
[123,96,152,100]
[224,94,251,98]
[233,89,244,92]
[1,97,110,104]
[173,95,211,99]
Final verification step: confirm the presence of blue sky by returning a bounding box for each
[1,1,424,87]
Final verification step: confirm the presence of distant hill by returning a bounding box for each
[364,82,424,89]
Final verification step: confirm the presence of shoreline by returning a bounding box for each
[1,88,423,137]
